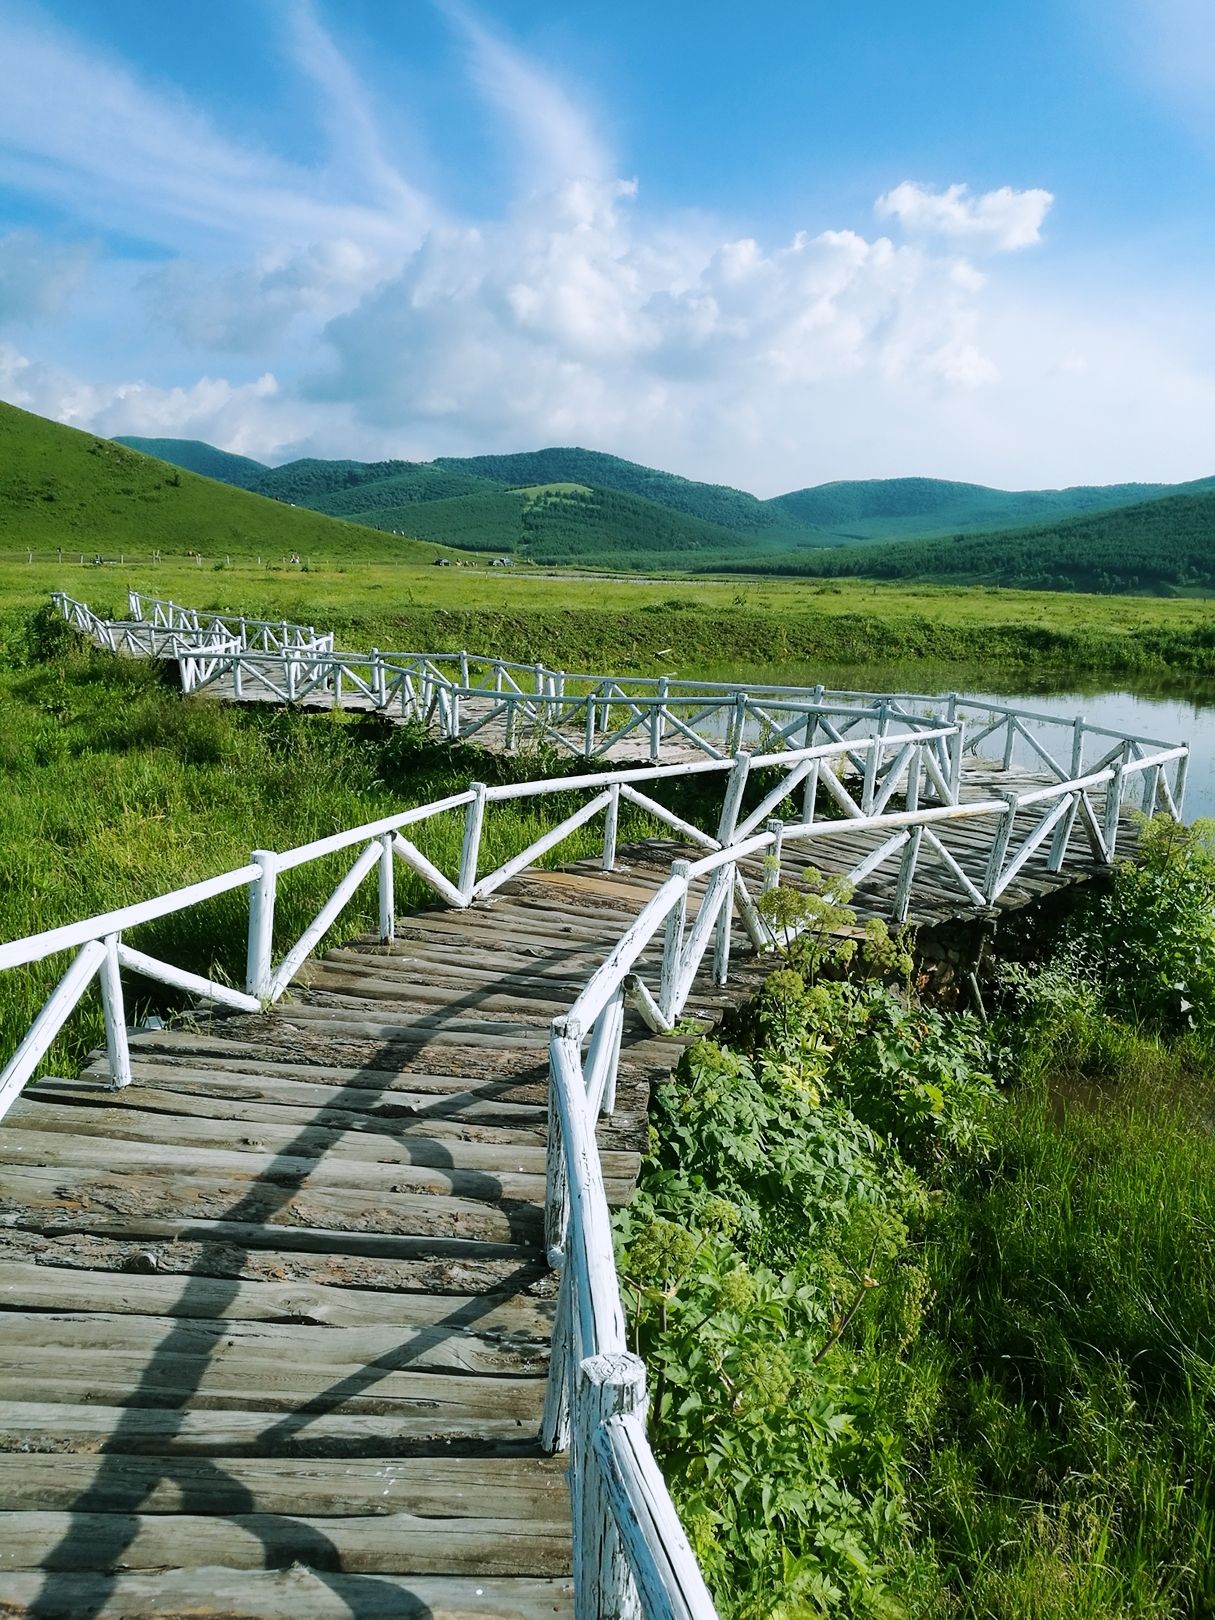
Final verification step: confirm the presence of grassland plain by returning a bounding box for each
[11,553,1215,685]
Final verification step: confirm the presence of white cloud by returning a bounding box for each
[0,229,95,324]
[0,8,433,253]
[875,181,1054,252]
[310,180,1000,466]
[439,0,611,188]
[140,239,391,354]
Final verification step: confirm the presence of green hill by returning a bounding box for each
[730,490,1215,595]
[113,436,268,490]
[1,404,444,562]
[103,432,1215,588]
[765,475,1215,541]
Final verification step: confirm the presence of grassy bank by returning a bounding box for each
[624,830,1215,1617]
[9,552,1215,683]
[0,611,655,1077]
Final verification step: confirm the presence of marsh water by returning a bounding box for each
[690,659,1215,821]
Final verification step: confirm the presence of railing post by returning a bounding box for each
[948,719,966,804]
[1174,750,1190,819]
[128,589,141,621]
[100,932,131,1089]
[574,1351,647,1620]
[713,863,735,986]
[983,791,1020,903]
[602,782,621,872]
[378,832,395,944]
[246,851,279,1000]
[763,818,784,893]
[659,860,690,1022]
[894,753,922,921]
[459,650,470,688]
[1102,749,1127,861]
[1002,714,1016,771]
[1072,715,1086,779]
[459,783,488,903]
[730,690,748,754]
[716,750,752,844]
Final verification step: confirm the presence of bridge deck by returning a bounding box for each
[0,805,1137,1616]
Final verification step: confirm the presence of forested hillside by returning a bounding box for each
[107,431,1215,589]
[114,437,268,489]
[730,490,1215,594]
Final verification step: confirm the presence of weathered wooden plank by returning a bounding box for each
[19,1083,550,1145]
[0,1311,547,1377]
[0,1348,546,1417]
[0,1163,545,1244]
[0,1228,549,1296]
[0,1260,552,1332]
[0,1400,547,1459]
[0,1124,637,1205]
[0,1569,573,1620]
[0,1453,567,1519]
[0,1509,571,1576]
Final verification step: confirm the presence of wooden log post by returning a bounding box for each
[377,832,395,944]
[541,1262,573,1454]
[712,863,735,987]
[1174,750,1190,819]
[458,783,488,903]
[245,851,279,1000]
[574,1351,647,1620]
[893,754,922,922]
[1071,715,1087,780]
[983,791,1021,903]
[1102,751,1127,860]
[763,818,784,894]
[602,782,622,872]
[1002,713,1016,771]
[99,933,132,1090]
[716,751,751,845]
[947,720,966,805]
[658,862,691,1023]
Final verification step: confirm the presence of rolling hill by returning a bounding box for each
[729,490,1215,595]
[120,437,1215,563]
[1,405,444,562]
[113,436,269,490]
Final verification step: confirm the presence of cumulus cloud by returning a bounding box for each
[311,179,999,458]
[140,240,392,354]
[875,181,1054,252]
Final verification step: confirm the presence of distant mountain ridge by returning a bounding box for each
[112,435,1215,587]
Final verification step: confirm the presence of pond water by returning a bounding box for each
[688,659,1215,821]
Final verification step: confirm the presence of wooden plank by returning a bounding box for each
[0,1124,638,1205]
[0,1509,571,1576]
[0,1569,573,1618]
[0,1399,547,1459]
[0,1348,546,1418]
[0,1312,547,1378]
[0,1163,546,1244]
[0,1259,551,1332]
[0,1453,566,1518]
[0,1228,548,1295]
[20,1083,549,1145]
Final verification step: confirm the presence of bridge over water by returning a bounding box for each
[0,596,1190,1616]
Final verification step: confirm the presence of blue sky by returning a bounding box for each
[0,0,1213,493]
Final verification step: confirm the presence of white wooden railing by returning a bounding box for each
[0,659,1189,1617]
[53,595,1194,827]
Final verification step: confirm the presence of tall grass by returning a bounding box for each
[0,618,671,1079]
[910,1019,1215,1615]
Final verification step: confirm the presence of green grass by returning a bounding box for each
[915,1045,1215,1618]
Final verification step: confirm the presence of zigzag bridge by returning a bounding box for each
[0,593,1190,1617]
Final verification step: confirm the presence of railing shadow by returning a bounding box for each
[24,927,592,1617]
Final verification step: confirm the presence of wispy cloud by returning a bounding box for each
[0,6,429,252]
[438,0,611,188]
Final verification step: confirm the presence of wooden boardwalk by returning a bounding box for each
[0,798,1138,1617]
